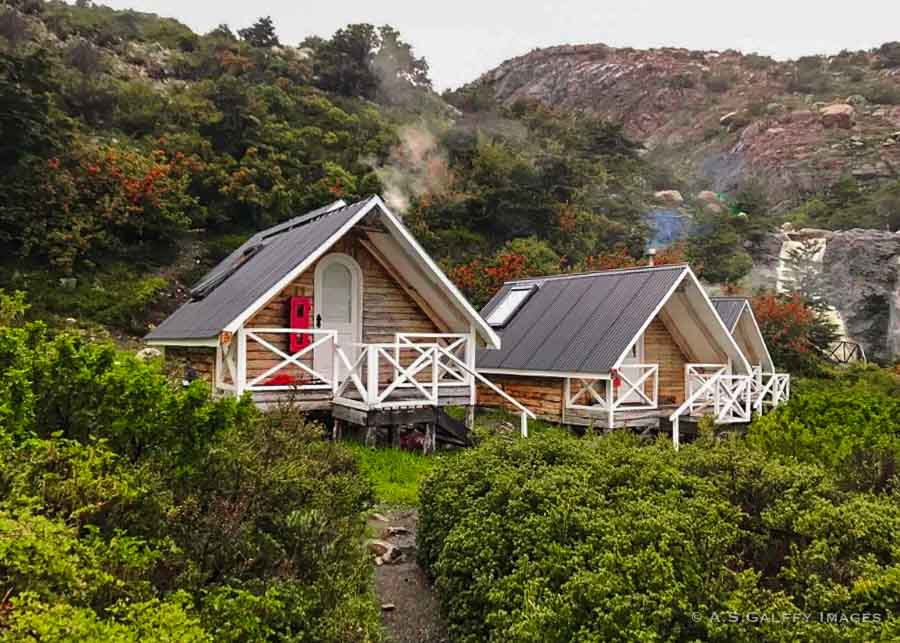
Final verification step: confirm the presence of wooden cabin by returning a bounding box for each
[146,196,533,444]
[475,265,791,446]
[711,297,790,413]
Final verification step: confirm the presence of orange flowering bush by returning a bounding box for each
[581,243,686,271]
[21,142,204,273]
[751,291,839,374]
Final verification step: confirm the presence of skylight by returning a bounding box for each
[486,286,536,327]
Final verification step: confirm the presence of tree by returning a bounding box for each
[314,23,379,99]
[750,291,839,374]
[373,24,431,102]
[0,49,65,173]
[237,16,279,49]
[686,210,753,284]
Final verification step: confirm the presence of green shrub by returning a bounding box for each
[863,81,900,105]
[0,326,382,641]
[419,431,900,641]
[749,368,900,492]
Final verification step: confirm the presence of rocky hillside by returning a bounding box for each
[463,44,900,209]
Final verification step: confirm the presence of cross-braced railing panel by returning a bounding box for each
[567,378,610,410]
[395,334,470,387]
[754,372,790,413]
[685,364,727,416]
[713,375,753,424]
[243,328,338,392]
[612,365,659,411]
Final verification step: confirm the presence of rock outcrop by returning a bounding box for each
[752,228,900,362]
[820,103,855,129]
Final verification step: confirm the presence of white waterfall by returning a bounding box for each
[775,231,850,342]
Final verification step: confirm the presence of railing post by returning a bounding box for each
[366,347,379,405]
[466,326,477,404]
[235,327,247,396]
[431,346,439,405]
[607,380,614,429]
[331,334,340,396]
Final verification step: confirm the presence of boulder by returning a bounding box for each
[846,94,867,107]
[654,190,684,206]
[821,103,855,129]
[366,539,401,564]
[696,190,724,212]
[136,347,162,362]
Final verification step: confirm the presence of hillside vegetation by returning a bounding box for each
[0,0,672,333]
[0,292,382,640]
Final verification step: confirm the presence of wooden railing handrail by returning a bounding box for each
[436,346,535,420]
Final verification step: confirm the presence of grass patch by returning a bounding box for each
[348,444,444,507]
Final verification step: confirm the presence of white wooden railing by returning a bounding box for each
[333,340,535,435]
[216,328,342,394]
[565,365,659,428]
[394,333,472,389]
[671,364,791,449]
[754,372,790,413]
[218,328,535,435]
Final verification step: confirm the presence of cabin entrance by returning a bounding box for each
[314,253,362,380]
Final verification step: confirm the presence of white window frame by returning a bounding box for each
[486,285,536,328]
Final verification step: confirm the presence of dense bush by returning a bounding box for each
[0,313,381,640]
[419,430,900,642]
[749,367,900,491]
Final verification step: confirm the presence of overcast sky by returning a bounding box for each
[102,0,899,91]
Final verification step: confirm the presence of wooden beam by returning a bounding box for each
[359,237,451,333]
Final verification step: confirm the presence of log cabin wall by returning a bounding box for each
[643,316,688,405]
[244,232,441,385]
[477,375,565,422]
[166,347,215,386]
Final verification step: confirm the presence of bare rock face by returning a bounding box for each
[753,229,900,362]
[820,104,855,129]
[697,190,725,213]
[468,45,900,208]
[819,231,900,361]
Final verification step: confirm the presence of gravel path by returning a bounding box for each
[368,510,448,643]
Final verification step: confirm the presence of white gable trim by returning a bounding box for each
[738,302,776,373]
[612,267,752,374]
[220,196,501,348]
[372,196,501,349]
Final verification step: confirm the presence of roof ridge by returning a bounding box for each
[506,263,687,286]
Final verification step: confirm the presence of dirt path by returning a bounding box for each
[368,509,448,643]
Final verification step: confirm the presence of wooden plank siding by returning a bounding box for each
[643,317,688,405]
[477,375,565,421]
[243,233,441,386]
[166,347,215,386]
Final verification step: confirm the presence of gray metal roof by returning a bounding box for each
[477,265,687,375]
[711,297,748,333]
[146,198,374,341]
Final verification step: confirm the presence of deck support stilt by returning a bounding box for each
[365,425,377,448]
[465,405,475,430]
[332,419,343,441]
[424,423,436,454]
